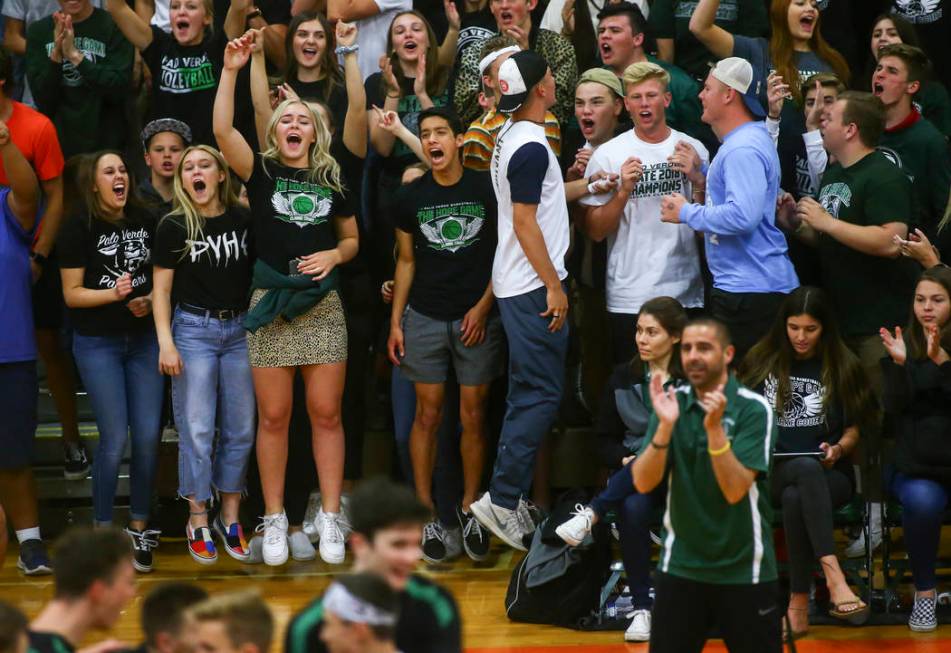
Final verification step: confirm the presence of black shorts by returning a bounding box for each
[0,361,38,469]
[32,257,64,330]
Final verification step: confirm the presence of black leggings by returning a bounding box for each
[770,456,853,594]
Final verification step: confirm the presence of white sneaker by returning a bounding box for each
[470,493,529,551]
[556,504,595,547]
[315,509,346,564]
[844,529,883,558]
[289,531,317,561]
[624,609,651,642]
[255,512,289,566]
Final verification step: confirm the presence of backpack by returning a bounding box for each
[504,494,612,628]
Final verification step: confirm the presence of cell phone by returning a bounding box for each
[289,258,304,277]
[773,451,825,459]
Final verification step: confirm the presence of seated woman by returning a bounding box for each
[555,296,686,643]
[742,286,874,636]
[881,266,951,633]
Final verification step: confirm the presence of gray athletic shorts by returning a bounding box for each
[399,305,506,386]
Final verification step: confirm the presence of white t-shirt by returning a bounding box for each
[354,0,412,81]
[540,0,649,35]
[580,128,708,313]
[490,119,569,298]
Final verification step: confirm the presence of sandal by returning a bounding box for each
[783,607,809,641]
[828,597,870,625]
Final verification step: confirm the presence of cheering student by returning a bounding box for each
[881,267,951,633]
[742,287,875,637]
[318,574,401,653]
[214,31,358,567]
[152,146,255,565]
[387,107,500,564]
[138,119,192,218]
[58,151,164,573]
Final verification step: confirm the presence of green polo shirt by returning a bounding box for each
[640,374,778,585]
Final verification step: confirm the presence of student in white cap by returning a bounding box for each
[659,56,798,365]
[469,50,570,550]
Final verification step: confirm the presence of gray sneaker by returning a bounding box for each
[469,493,528,551]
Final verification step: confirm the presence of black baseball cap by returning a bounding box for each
[497,50,549,114]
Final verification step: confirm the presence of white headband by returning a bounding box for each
[323,583,398,627]
[478,46,521,77]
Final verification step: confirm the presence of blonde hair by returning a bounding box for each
[261,98,342,192]
[165,145,239,260]
[622,61,670,92]
[188,591,273,653]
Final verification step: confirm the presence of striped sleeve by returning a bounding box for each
[543,112,562,157]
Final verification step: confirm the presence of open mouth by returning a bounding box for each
[500,11,513,23]
[192,179,207,194]
[428,146,445,164]
[580,118,595,133]
[112,181,126,201]
[161,161,174,171]
[403,41,418,53]
[302,47,318,57]
[286,133,303,146]
[600,43,613,58]
[873,82,884,96]
[175,19,190,32]
[638,110,653,121]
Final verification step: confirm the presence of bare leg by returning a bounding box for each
[458,383,490,512]
[301,362,347,514]
[408,382,446,510]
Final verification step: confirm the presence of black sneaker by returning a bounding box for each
[421,521,448,563]
[125,527,161,573]
[457,506,489,561]
[16,539,52,575]
[64,442,91,480]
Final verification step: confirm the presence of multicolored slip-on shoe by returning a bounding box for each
[213,516,251,562]
[186,523,218,565]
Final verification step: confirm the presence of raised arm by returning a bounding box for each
[106,0,155,50]
[337,21,367,158]
[0,122,39,232]
[248,31,271,149]
[369,60,403,156]
[437,0,460,70]
[214,36,255,181]
[328,0,384,22]
[292,0,326,14]
[373,107,427,164]
[227,0,287,65]
[3,18,27,56]
[688,0,735,60]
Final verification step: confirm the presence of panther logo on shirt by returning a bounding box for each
[270,177,333,228]
[818,182,852,218]
[894,0,943,24]
[417,202,485,253]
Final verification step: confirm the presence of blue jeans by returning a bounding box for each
[891,470,951,591]
[490,285,569,509]
[171,308,256,502]
[73,330,164,524]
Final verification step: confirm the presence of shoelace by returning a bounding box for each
[516,500,540,533]
[567,503,593,531]
[255,515,286,545]
[321,513,345,543]
[126,528,161,551]
[423,522,444,543]
[462,514,485,541]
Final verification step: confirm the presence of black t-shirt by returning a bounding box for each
[456,5,496,56]
[142,26,227,146]
[29,632,75,653]
[288,77,348,121]
[244,154,354,273]
[284,574,462,653]
[394,168,497,321]
[57,211,156,336]
[153,207,253,310]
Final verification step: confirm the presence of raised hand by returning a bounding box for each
[336,21,358,48]
[880,326,906,365]
[566,146,592,181]
[381,57,400,98]
[805,79,825,131]
[926,322,950,365]
[223,37,253,71]
[413,51,429,101]
[699,386,727,433]
[561,0,576,36]
[245,28,264,54]
[649,373,680,426]
[372,105,403,134]
[445,0,461,31]
[766,71,788,120]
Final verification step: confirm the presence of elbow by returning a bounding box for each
[688,17,706,39]
[724,490,747,505]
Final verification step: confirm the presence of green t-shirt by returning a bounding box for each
[640,374,778,585]
[648,0,768,80]
[816,150,918,337]
[878,115,951,237]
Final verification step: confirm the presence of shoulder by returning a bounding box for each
[735,384,773,422]
[285,598,325,651]
[404,575,459,628]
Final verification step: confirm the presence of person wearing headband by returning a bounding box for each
[320,574,400,653]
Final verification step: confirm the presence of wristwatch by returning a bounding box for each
[247,7,263,20]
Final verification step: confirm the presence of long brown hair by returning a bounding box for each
[281,12,343,105]
[384,11,448,99]
[630,296,688,382]
[741,286,877,433]
[906,267,951,361]
[769,0,850,105]
[76,150,144,224]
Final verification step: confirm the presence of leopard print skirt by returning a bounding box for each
[246,289,348,368]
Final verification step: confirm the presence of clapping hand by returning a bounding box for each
[880,326,906,365]
[699,385,727,433]
[649,373,680,426]
[926,322,950,365]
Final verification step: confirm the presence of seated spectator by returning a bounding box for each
[866,13,951,138]
[659,57,798,364]
[581,61,707,363]
[0,601,28,653]
[25,1,133,158]
[188,591,273,653]
[872,44,951,259]
[284,478,462,653]
[881,266,951,633]
[134,583,209,653]
[649,0,767,81]
[0,118,48,576]
[57,151,164,571]
[29,528,137,653]
[138,118,191,218]
[152,145,255,565]
[742,286,875,636]
[555,296,687,643]
[453,0,578,125]
[596,3,708,146]
[691,0,850,199]
[318,574,401,653]
[461,36,560,171]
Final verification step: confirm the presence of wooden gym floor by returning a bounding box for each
[4,540,951,652]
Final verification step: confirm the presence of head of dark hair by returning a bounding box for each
[141,583,209,648]
[630,297,687,380]
[741,287,877,432]
[0,602,27,653]
[877,43,931,84]
[838,91,885,148]
[0,48,13,95]
[418,107,463,137]
[52,527,133,600]
[333,573,400,641]
[799,72,845,100]
[282,12,342,104]
[597,2,648,36]
[907,266,951,360]
[684,317,732,347]
[349,477,430,541]
[872,13,922,50]
[76,150,145,224]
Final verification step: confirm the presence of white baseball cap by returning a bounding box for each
[710,57,766,119]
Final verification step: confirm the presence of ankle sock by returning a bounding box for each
[16,527,41,544]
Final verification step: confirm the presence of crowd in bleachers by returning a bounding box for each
[0,0,950,651]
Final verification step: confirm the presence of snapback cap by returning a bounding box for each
[577,67,624,98]
[497,50,549,114]
[710,57,766,119]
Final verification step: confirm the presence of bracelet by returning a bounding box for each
[649,439,669,450]
[708,440,732,457]
[386,92,400,99]
[335,44,360,55]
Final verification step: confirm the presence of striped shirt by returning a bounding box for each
[462,109,561,172]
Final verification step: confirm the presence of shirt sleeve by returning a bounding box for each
[334,187,357,219]
[680,146,771,235]
[32,117,65,182]
[864,168,913,227]
[506,142,548,204]
[152,217,185,269]
[392,183,415,233]
[730,394,775,475]
[1,0,25,20]
[802,129,828,193]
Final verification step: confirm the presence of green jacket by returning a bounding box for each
[25,8,133,158]
[244,259,339,333]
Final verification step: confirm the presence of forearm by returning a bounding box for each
[249,50,270,146]
[823,220,903,257]
[292,0,324,14]
[655,39,674,63]
[689,0,733,57]
[334,234,358,266]
[563,178,590,203]
[390,256,415,326]
[135,0,155,23]
[632,422,672,493]
[394,125,426,164]
[214,68,239,142]
[438,27,459,69]
[151,273,175,348]
[3,21,26,56]
[261,25,287,68]
[707,425,756,504]
[837,425,859,455]
[342,51,367,157]
[62,284,121,309]
[584,195,626,242]
[2,142,39,213]
[106,0,153,49]
[33,178,64,256]
[803,130,828,191]
[513,205,562,289]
